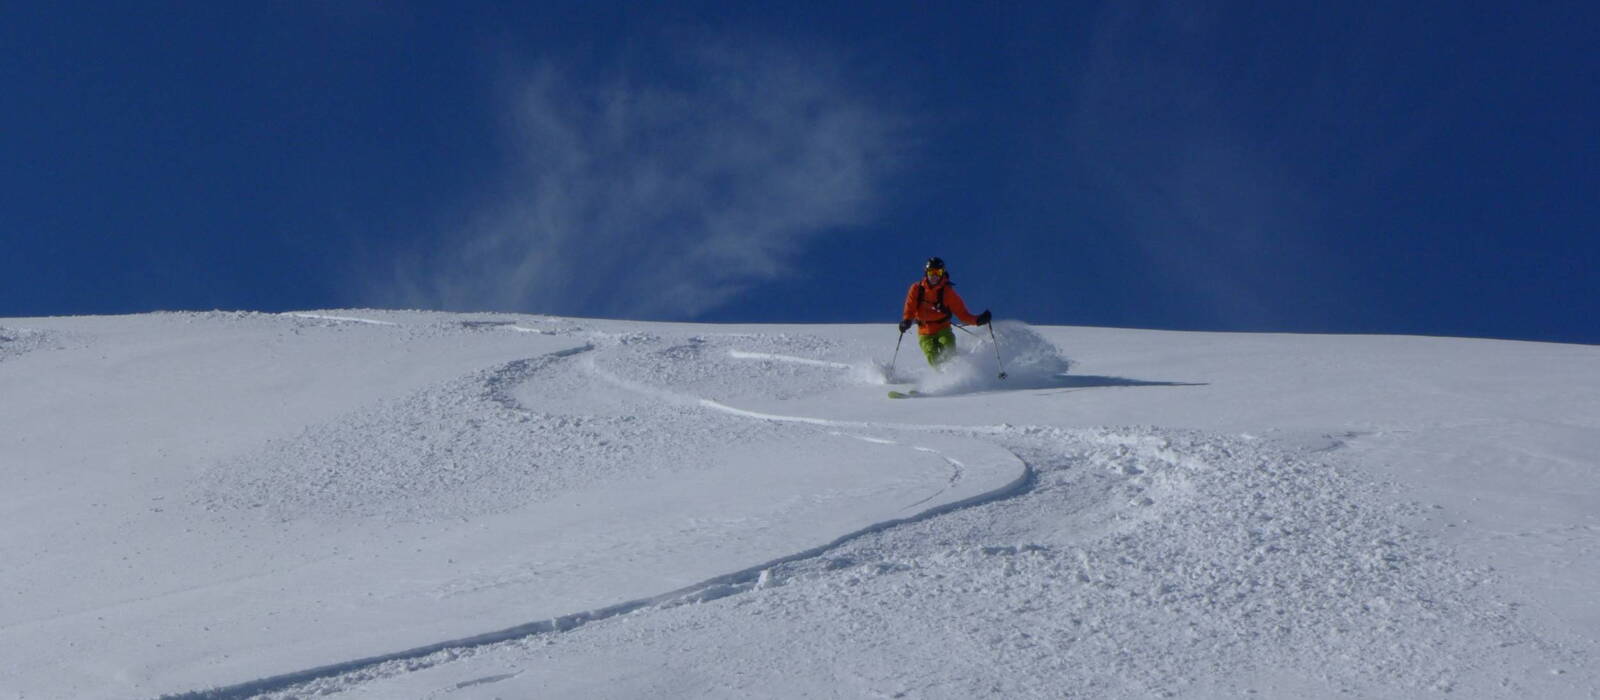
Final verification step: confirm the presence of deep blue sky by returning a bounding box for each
[4,2,1595,343]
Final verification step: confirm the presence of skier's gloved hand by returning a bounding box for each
[898,319,913,333]
[976,310,992,326]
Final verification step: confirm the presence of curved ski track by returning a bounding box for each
[163,327,1032,700]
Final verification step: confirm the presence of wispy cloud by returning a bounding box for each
[385,38,904,318]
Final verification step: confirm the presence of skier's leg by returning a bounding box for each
[935,329,958,364]
[920,329,957,366]
[918,333,941,365]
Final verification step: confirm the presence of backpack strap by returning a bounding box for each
[914,281,952,325]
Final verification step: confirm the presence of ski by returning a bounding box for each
[887,390,922,399]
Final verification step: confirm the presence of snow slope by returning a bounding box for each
[0,311,1595,699]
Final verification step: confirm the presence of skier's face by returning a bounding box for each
[925,269,944,284]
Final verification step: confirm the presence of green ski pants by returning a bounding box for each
[918,328,958,366]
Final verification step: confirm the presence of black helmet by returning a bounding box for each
[925,257,946,271]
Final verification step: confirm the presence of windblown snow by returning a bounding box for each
[0,311,1595,699]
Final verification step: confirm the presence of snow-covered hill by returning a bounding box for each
[1,311,1595,699]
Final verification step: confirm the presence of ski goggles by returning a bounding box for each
[924,268,945,276]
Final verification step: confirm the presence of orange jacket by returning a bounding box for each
[903,278,979,335]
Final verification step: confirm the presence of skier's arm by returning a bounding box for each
[902,284,920,322]
[944,287,981,325]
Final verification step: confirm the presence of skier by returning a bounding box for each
[899,257,991,366]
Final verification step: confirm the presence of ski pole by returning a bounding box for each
[888,329,906,380]
[988,323,1008,380]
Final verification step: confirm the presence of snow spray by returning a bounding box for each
[912,321,1073,395]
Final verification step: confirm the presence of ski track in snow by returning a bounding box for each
[169,321,1030,699]
[147,315,1593,699]
[171,468,1037,700]
[727,349,854,370]
[282,313,400,326]
[431,430,1579,699]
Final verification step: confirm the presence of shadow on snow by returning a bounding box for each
[1025,374,1208,393]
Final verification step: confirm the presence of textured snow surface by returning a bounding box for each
[1,311,1596,699]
